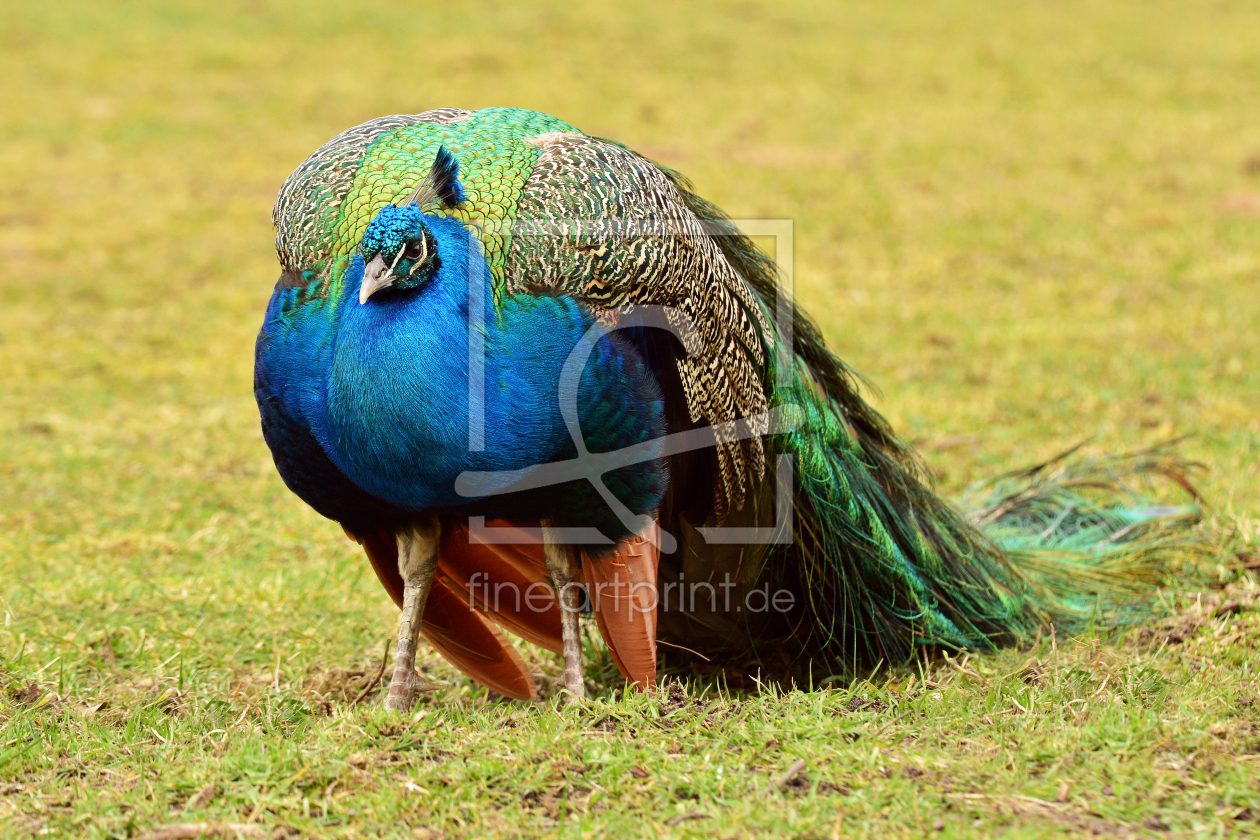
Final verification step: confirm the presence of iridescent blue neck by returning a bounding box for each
[317,217,596,511]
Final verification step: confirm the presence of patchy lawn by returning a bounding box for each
[2,0,1258,836]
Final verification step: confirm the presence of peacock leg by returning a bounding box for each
[385,515,441,713]
[542,522,585,704]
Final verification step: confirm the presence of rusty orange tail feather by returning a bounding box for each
[438,521,563,654]
[583,523,661,690]
[347,520,662,696]
[420,579,538,701]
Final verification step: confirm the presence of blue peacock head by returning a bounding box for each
[357,147,467,305]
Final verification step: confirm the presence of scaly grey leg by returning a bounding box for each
[385,515,440,713]
[542,521,585,704]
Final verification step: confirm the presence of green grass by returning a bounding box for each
[2,0,1259,836]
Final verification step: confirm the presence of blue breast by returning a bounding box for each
[255,217,669,546]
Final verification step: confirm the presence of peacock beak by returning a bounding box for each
[359,255,392,304]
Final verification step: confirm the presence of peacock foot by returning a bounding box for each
[542,521,586,705]
[556,580,586,706]
[384,660,421,713]
[385,516,440,714]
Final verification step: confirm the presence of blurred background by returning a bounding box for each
[1,0,1257,736]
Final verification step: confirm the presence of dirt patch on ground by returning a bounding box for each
[841,696,888,714]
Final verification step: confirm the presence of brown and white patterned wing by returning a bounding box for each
[272,108,475,276]
[503,134,775,520]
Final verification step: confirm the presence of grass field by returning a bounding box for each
[2,0,1259,836]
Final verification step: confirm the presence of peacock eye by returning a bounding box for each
[403,238,427,263]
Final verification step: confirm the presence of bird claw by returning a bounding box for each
[384,667,420,713]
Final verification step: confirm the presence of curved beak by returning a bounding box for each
[359,255,392,304]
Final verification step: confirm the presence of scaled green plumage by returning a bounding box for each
[275,107,577,301]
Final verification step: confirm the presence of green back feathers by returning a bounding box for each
[273,107,578,301]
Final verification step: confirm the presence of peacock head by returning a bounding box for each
[357,146,467,305]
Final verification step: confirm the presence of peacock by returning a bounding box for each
[254,107,1201,711]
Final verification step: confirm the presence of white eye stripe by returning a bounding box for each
[405,236,429,277]
[387,246,406,275]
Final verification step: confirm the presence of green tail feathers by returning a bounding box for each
[773,366,1205,672]
[648,147,1208,675]
[961,446,1205,625]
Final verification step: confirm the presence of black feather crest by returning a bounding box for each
[404,146,466,210]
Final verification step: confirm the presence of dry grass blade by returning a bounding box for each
[138,823,264,840]
[352,640,391,706]
[182,784,218,812]
[766,758,808,793]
